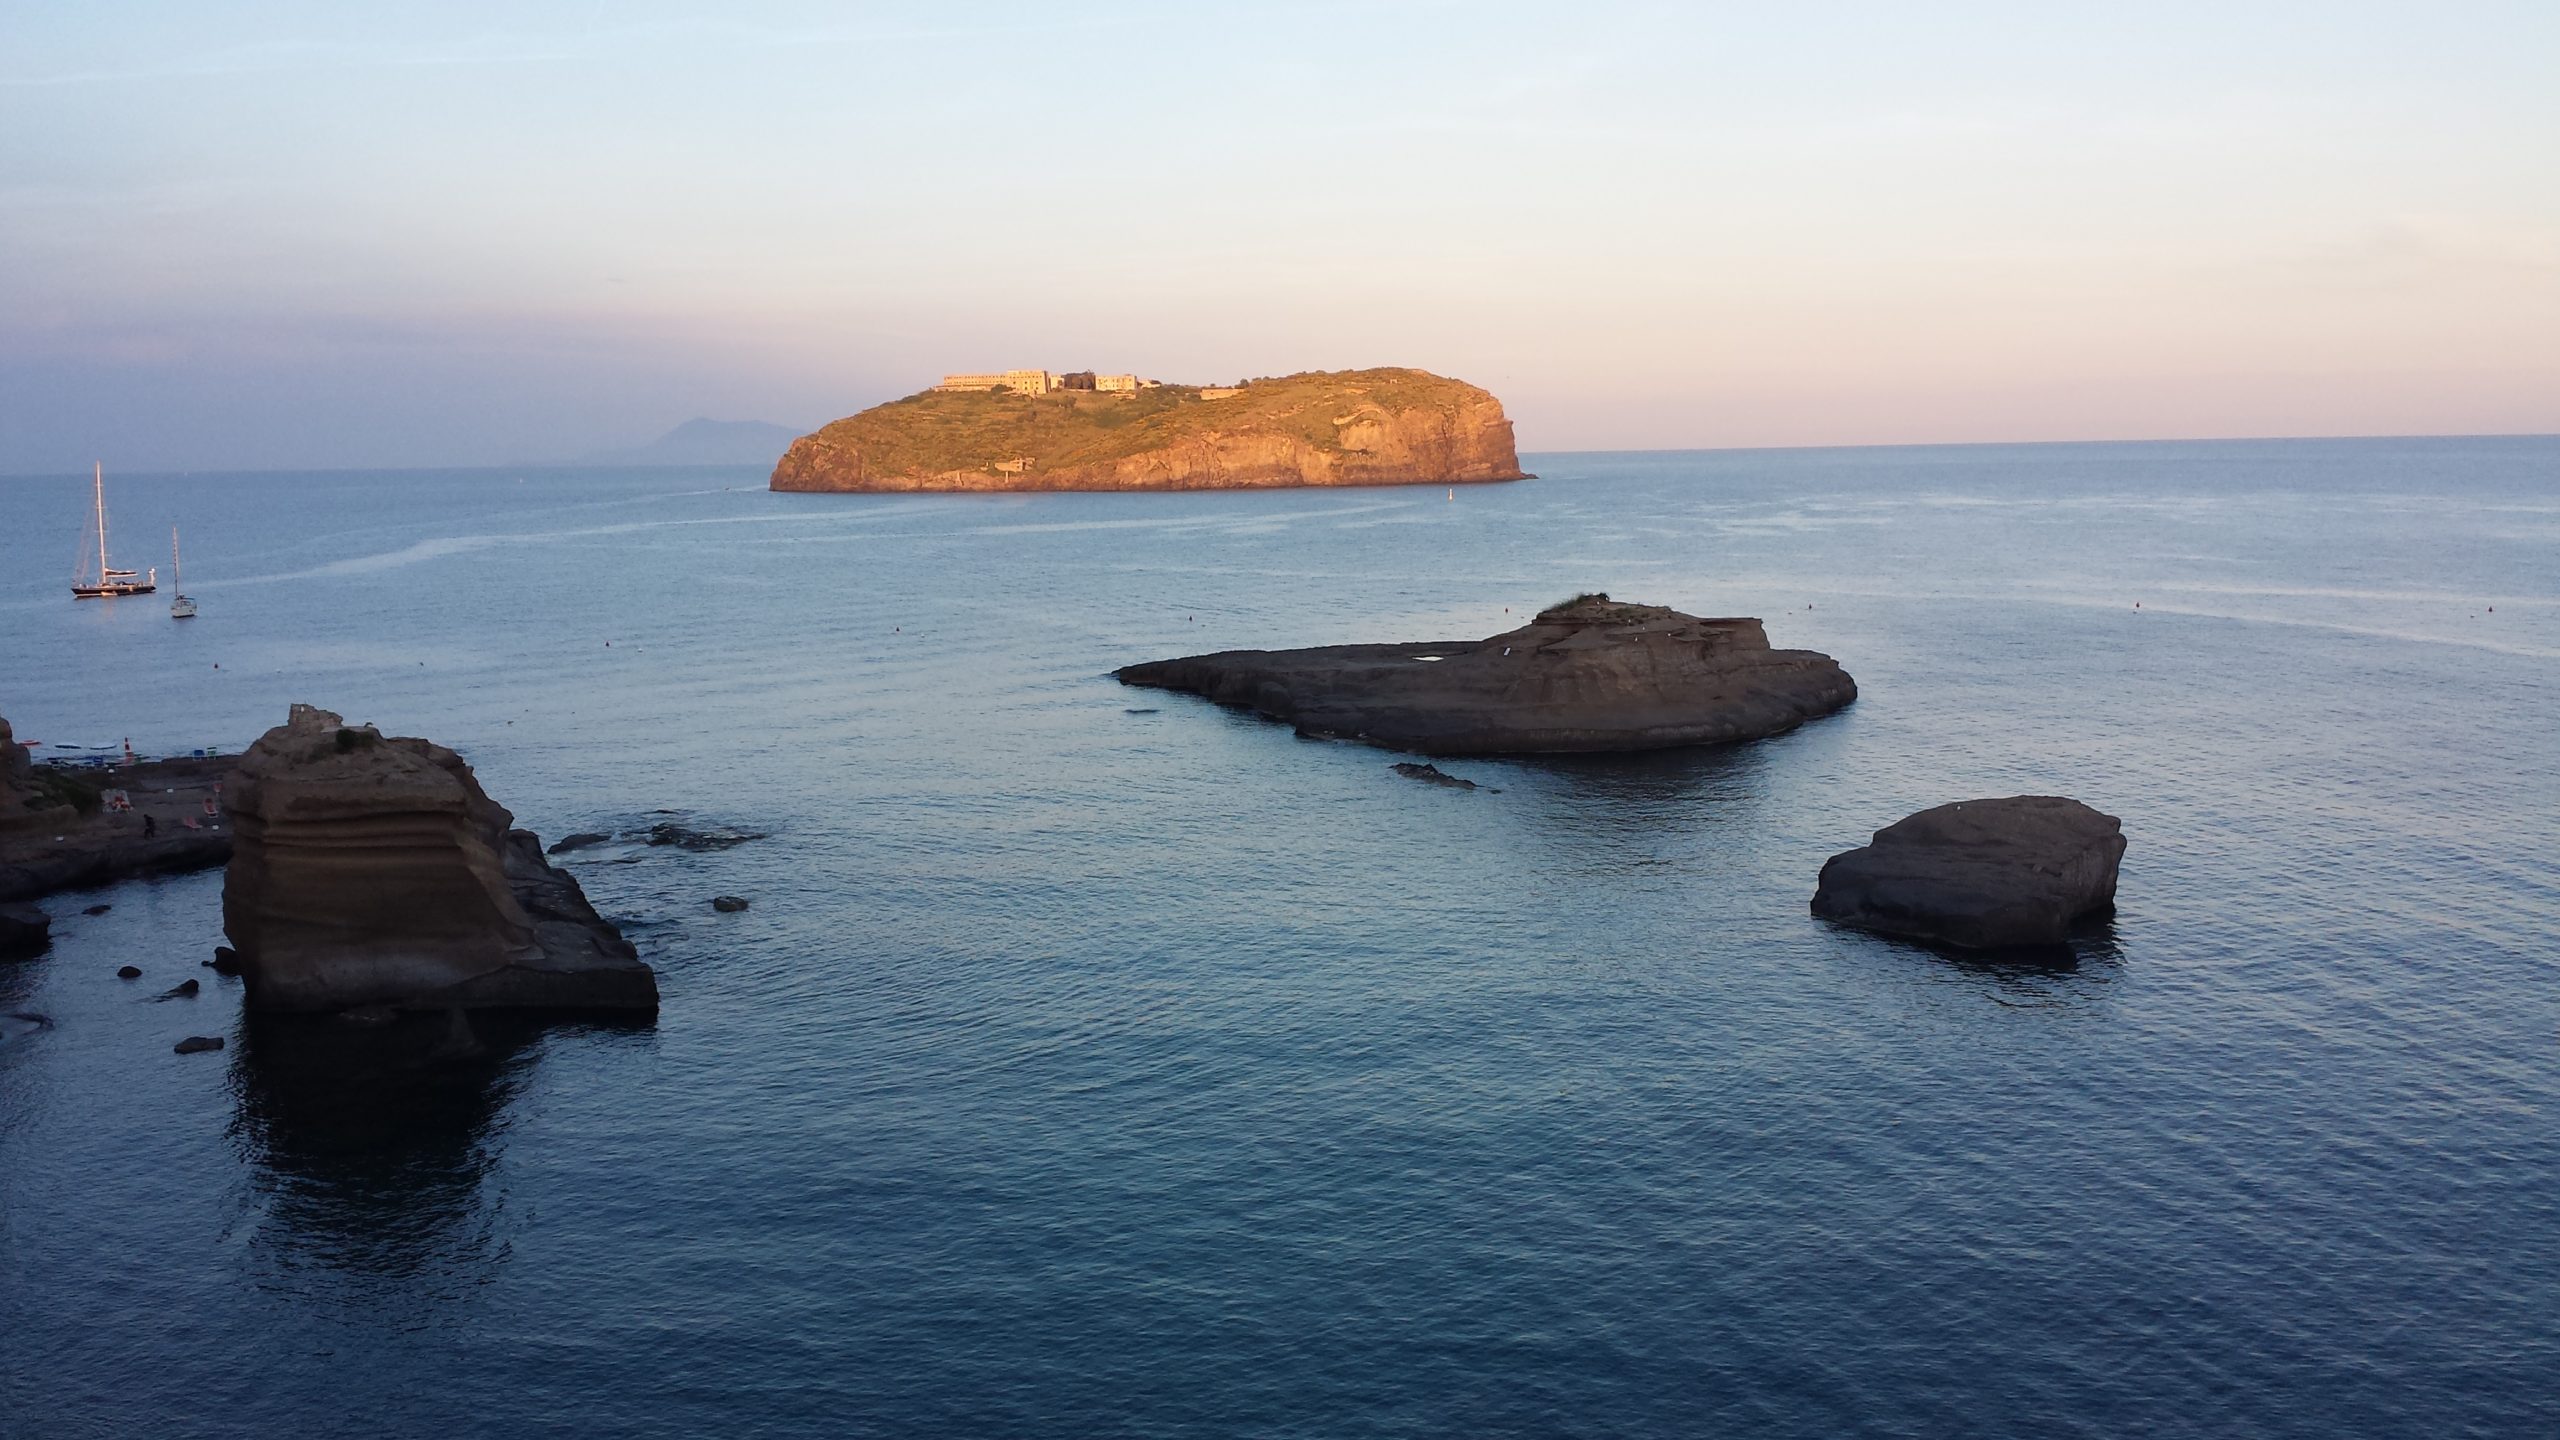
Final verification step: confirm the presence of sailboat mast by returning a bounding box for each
[173,526,183,589]
[94,463,108,583]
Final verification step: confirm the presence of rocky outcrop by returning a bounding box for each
[1117,595,1855,756]
[221,705,656,1014]
[1812,796,2126,950]
[772,367,1528,493]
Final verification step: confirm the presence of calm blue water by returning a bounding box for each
[2,439,2555,1439]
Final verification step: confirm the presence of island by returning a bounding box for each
[770,366,1528,493]
[1116,594,1855,755]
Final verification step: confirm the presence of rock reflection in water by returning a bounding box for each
[1875,915,2128,1011]
[227,1011,643,1279]
[1508,741,1777,844]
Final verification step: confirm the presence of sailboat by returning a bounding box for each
[71,463,156,598]
[169,528,197,618]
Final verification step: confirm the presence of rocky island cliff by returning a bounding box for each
[771,367,1528,493]
[1117,595,1855,755]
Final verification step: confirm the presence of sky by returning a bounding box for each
[3,1,2556,472]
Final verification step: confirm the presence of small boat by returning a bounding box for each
[71,463,156,598]
[169,527,197,618]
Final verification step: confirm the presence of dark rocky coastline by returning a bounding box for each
[1116,594,1855,756]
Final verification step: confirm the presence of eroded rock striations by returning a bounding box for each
[1812,796,2126,950]
[221,705,656,1014]
[1117,595,1855,755]
[772,367,1528,493]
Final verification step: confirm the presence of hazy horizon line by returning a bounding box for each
[4,428,2553,482]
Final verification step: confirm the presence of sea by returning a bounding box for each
[1,438,2554,1439]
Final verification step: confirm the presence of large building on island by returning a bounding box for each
[934,369,1060,395]
[933,369,1158,396]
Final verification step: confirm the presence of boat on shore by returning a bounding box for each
[71,463,156,599]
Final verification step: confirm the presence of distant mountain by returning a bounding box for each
[588,418,803,467]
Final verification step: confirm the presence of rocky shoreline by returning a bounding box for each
[1,747,235,904]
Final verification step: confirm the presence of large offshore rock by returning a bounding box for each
[1115,594,1854,755]
[1813,796,2127,950]
[221,705,655,1014]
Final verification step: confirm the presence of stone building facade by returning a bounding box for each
[935,370,1056,395]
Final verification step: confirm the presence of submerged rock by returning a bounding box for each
[208,945,242,974]
[710,895,750,913]
[220,704,657,1014]
[545,832,610,855]
[645,820,764,851]
[1391,762,1480,790]
[1117,594,1855,756]
[116,964,141,979]
[0,902,50,958]
[81,903,111,916]
[1812,796,2126,950]
[158,978,200,999]
[174,1035,224,1055]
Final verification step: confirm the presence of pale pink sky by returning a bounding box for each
[4,2,2556,470]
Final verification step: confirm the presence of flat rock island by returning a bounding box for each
[771,366,1527,493]
[1117,595,1856,755]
